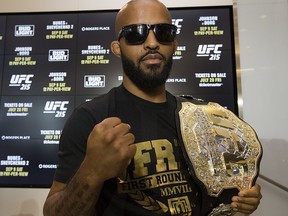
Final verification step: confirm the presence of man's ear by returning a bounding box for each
[111,41,121,58]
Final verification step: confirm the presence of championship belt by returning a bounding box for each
[175,97,262,216]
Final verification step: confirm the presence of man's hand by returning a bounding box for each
[231,184,262,214]
[84,117,136,182]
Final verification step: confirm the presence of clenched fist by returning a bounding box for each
[83,117,136,182]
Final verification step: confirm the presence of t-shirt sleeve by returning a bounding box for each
[53,106,96,183]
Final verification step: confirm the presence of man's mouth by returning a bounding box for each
[141,53,163,64]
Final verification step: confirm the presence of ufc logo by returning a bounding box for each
[44,101,69,111]
[9,74,34,85]
[172,19,183,34]
[43,101,69,117]
[9,74,34,90]
[197,44,223,60]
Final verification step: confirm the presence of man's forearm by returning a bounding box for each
[43,167,104,216]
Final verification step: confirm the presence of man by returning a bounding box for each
[43,0,262,215]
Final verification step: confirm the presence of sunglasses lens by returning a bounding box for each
[124,25,147,44]
[155,24,176,43]
[120,24,176,44]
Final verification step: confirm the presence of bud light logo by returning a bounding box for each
[14,25,35,37]
[48,49,69,62]
[84,75,105,88]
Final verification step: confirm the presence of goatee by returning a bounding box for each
[121,51,173,90]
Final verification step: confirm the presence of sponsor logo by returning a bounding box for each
[1,135,30,140]
[9,74,34,90]
[172,19,183,34]
[14,25,35,37]
[48,49,69,62]
[168,196,192,215]
[197,44,223,60]
[38,164,57,169]
[81,26,110,32]
[84,75,105,88]
[43,101,69,117]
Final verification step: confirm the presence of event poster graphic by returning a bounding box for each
[0,7,238,187]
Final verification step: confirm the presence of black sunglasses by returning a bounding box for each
[118,23,177,45]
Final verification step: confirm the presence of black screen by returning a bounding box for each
[0,6,238,187]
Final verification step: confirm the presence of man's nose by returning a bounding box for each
[144,30,160,50]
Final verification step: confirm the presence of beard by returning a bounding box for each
[121,51,173,90]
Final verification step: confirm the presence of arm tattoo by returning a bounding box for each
[45,176,103,216]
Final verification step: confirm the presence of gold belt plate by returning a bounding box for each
[178,101,262,197]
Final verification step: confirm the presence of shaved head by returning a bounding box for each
[111,0,177,91]
[115,0,172,37]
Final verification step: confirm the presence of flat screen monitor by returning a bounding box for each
[0,6,238,187]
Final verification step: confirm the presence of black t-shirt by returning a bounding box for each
[54,85,202,215]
